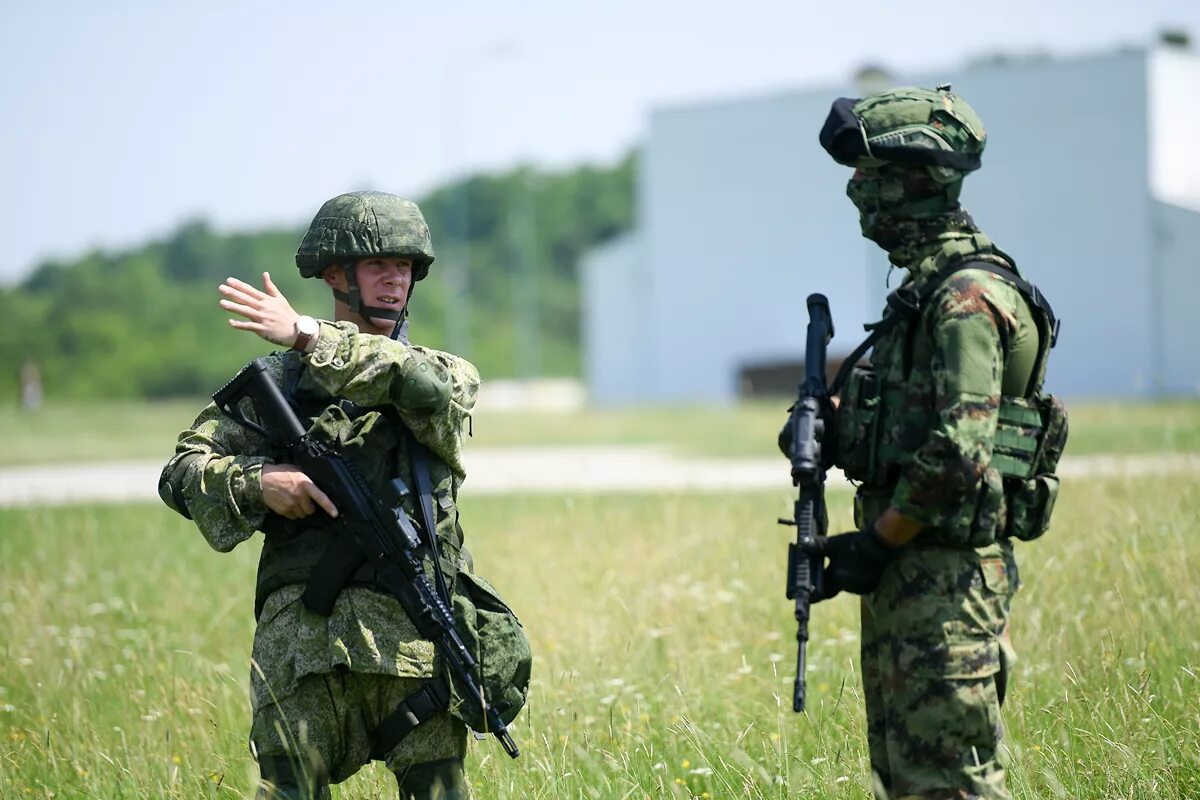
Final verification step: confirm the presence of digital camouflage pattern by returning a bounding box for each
[838,87,987,260]
[848,232,1032,800]
[850,87,986,179]
[251,670,468,787]
[825,86,1042,799]
[855,233,1040,543]
[295,192,436,281]
[861,545,1018,800]
[158,318,481,757]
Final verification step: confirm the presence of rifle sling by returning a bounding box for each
[362,438,457,759]
[409,431,453,607]
[369,677,451,761]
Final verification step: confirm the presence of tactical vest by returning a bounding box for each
[833,242,1068,547]
[253,353,467,620]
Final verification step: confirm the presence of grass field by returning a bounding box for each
[1,397,1199,465]
[2,474,1198,798]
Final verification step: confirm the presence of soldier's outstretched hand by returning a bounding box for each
[219,272,301,347]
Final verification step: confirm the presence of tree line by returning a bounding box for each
[1,154,635,401]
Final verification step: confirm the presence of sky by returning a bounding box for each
[3,0,1198,283]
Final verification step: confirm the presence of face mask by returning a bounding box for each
[845,167,965,254]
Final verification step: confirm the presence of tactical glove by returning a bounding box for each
[805,527,898,601]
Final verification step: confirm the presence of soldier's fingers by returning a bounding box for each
[295,494,316,517]
[219,298,260,319]
[262,272,282,297]
[224,276,267,300]
[218,284,264,308]
[306,484,339,518]
[228,319,263,331]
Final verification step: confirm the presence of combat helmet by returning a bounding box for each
[820,85,987,250]
[819,84,986,184]
[295,191,435,330]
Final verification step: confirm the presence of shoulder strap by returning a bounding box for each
[829,259,1060,397]
[409,431,453,606]
[282,351,305,406]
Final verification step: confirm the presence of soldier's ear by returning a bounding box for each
[321,265,344,288]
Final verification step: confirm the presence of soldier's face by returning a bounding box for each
[357,257,413,330]
[323,257,414,334]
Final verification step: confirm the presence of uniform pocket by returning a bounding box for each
[979,557,1009,595]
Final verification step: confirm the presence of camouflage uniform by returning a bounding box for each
[160,194,482,800]
[817,88,1057,800]
[854,236,1031,800]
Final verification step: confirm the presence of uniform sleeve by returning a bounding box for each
[158,399,272,553]
[890,273,1010,527]
[303,321,480,479]
[401,346,481,480]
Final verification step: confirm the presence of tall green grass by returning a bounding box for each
[2,398,1198,465]
[1,475,1197,798]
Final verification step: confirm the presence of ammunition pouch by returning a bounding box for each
[839,375,1068,546]
[833,256,1066,547]
[835,365,924,484]
[443,570,532,733]
[366,567,531,758]
[834,365,882,483]
[996,393,1068,541]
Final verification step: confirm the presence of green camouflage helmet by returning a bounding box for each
[295,191,435,281]
[820,85,986,184]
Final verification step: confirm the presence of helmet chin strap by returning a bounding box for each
[331,263,408,332]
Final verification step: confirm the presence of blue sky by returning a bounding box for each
[3,0,1197,282]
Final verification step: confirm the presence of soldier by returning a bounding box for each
[807,87,1064,799]
[159,191,480,799]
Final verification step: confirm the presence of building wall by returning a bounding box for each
[641,85,872,402]
[1156,201,1200,394]
[581,233,649,405]
[587,48,1196,403]
[619,47,1161,402]
[906,51,1151,397]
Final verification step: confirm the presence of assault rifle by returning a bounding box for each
[778,294,833,713]
[213,358,520,758]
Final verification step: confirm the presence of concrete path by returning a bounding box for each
[0,448,1197,508]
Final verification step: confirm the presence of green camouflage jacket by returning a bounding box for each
[159,320,481,706]
[859,234,1039,546]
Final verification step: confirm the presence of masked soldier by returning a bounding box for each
[807,87,1067,799]
[159,192,481,799]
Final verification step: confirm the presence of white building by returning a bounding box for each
[583,45,1200,404]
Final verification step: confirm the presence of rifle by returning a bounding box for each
[213,358,520,758]
[778,294,834,713]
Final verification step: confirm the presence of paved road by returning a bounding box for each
[0,448,1197,508]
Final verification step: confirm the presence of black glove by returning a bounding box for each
[804,527,898,602]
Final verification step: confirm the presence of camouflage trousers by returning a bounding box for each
[251,668,469,798]
[860,543,1019,800]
